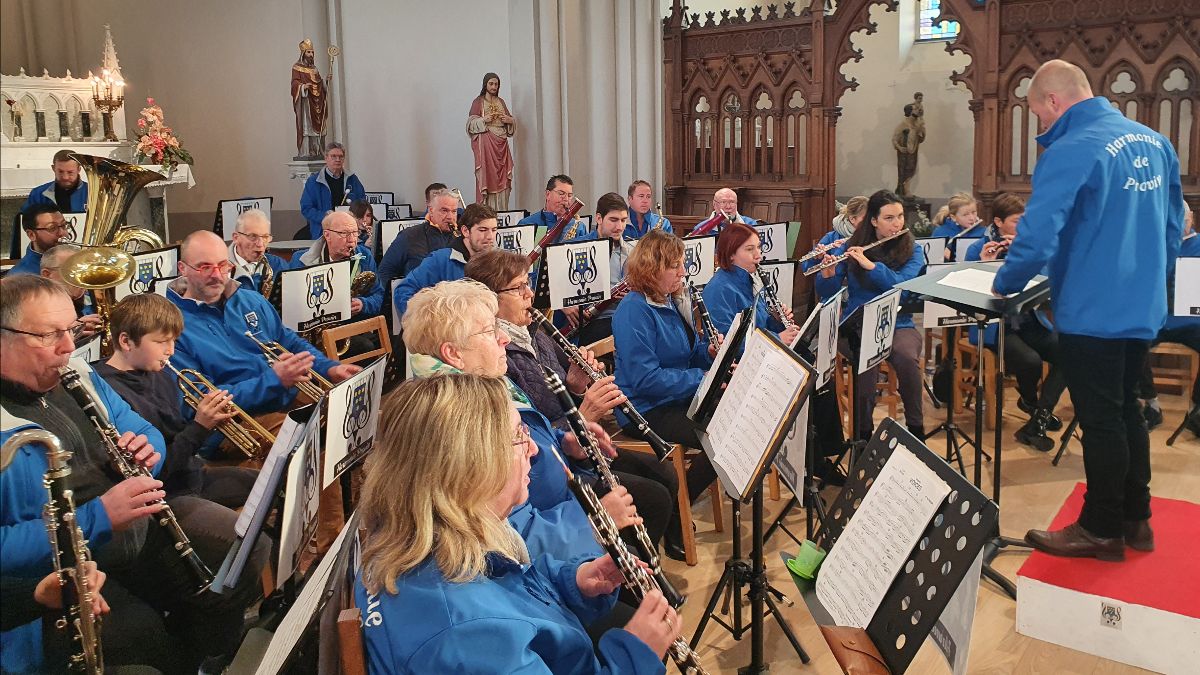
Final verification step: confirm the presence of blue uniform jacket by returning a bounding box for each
[19,180,88,213]
[229,244,290,296]
[813,240,924,330]
[613,291,712,416]
[392,246,467,318]
[802,231,844,282]
[519,209,588,244]
[1,364,164,673]
[378,222,455,289]
[625,212,672,239]
[932,220,984,262]
[702,266,783,336]
[356,553,662,675]
[291,241,385,318]
[166,279,337,415]
[299,169,366,238]
[993,97,1185,339]
[7,246,42,276]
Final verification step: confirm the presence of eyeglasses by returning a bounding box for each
[513,422,532,448]
[468,321,502,341]
[326,229,359,239]
[181,260,234,275]
[32,222,70,233]
[1,321,85,347]
[234,232,273,243]
[326,153,345,160]
[552,189,574,200]
[498,281,532,296]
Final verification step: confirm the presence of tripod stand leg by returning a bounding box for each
[1166,414,1188,446]
[764,496,801,546]
[691,564,734,650]
[763,592,811,665]
[982,562,1017,600]
[1052,417,1079,466]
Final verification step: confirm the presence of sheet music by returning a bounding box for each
[706,330,810,495]
[815,445,950,628]
[936,267,1035,298]
[1174,258,1199,317]
[235,416,302,537]
[688,309,746,418]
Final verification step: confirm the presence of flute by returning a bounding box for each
[798,237,847,264]
[528,310,673,462]
[802,228,910,276]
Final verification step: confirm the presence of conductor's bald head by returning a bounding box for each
[1028,60,1094,132]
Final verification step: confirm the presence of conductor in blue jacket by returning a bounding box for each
[355,374,678,674]
[993,60,1186,562]
[298,142,366,238]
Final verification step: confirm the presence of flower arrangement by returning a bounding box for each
[133,97,193,172]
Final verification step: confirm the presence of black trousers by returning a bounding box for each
[1137,325,1200,404]
[1057,334,1152,538]
[991,320,1066,410]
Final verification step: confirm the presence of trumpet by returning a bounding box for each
[243,331,333,403]
[163,360,276,459]
[802,228,910,276]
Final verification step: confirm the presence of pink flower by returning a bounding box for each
[137,118,146,128]
[146,97,155,105]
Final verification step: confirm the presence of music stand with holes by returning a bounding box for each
[897,262,1049,600]
[789,418,999,674]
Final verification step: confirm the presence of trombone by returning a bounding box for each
[163,360,276,459]
[243,331,333,402]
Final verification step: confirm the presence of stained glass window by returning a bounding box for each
[918,0,960,41]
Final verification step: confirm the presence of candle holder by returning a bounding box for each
[91,69,124,141]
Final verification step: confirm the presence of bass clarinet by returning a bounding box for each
[3,430,104,674]
[686,281,721,346]
[541,366,684,609]
[59,368,214,595]
[539,427,710,675]
[528,310,673,462]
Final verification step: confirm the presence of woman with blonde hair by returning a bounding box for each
[355,374,678,673]
[803,196,867,278]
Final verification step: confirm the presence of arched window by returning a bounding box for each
[917,0,959,42]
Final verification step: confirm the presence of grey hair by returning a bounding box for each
[40,244,82,272]
[325,141,346,154]
[0,275,71,333]
[235,208,271,231]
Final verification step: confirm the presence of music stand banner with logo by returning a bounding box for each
[815,288,846,388]
[496,209,528,228]
[70,335,102,364]
[278,408,323,588]
[364,191,394,205]
[280,259,352,334]
[378,218,426,254]
[545,239,611,310]
[921,263,998,329]
[754,222,790,262]
[323,356,386,487]
[18,211,85,253]
[495,224,538,257]
[385,204,412,220]
[682,234,717,288]
[335,203,386,221]
[758,261,797,316]
[915,237,947,267]
[216,197,273,241]
[113,245,180,302]
[858,289,901,374]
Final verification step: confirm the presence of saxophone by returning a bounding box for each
[258,254,275,302]
[2,430,104,674]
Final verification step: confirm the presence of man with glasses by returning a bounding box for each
[392,203,499,318]
[378,189,459,291]
[292,211,384,319]
[39,244,102,343]
[9,204,72,276]
[167,231,360,420]
[299,142,366,239]
[518,174,587,244]
[228,208,289,299]
[695,187,757,233]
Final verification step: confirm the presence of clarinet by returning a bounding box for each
[542,441,709,674]
[4,430,105,674]
[686,281,721,345]
[755,268,797,331]
[528,310,673,462]
[540,366,685,609]
[59,369,214,595]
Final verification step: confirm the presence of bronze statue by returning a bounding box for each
[892,94,926,197]
[290,38,328,160]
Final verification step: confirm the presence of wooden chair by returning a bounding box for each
[321,316,393,364]
[832,353,901,437]
[1149,343,1197,401]
[337,607,367,675]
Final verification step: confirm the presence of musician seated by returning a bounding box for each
[813,190,926,439]
[291,211,384,319]
[518,174,586,243]
[612,230,718,514]
[703,222,800,345]
[378,188,458,289]
[392,203,498,318]
[9,204,71,277]
[227,208,288,298]
[38,244,103,345]
[931,192,984,261]
[0,565,119,672]
[94,294,259,506]
[167,231,360,420]
[625,180,672,238]
[355,375,678,674]
[0,275,265,673]
[347,198,376,250]
[803,197,866,277]
[964,192,1066,451]
[695,187,757,234]
[563,192,636,344]
[299,142,366,238]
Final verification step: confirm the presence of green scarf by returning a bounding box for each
[408,353,531,406]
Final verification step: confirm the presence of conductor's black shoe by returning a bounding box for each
[1143,404,1163,431]
[1123,519,1154,552]
[1025,522,1125,561]
[1015,413,1054,452]
[1017,397,1063,431]
[662,540,688,562]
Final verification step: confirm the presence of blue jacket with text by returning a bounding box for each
[702,266,783,336]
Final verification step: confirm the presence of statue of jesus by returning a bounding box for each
[466,73,515,210]
[291,39,328,160]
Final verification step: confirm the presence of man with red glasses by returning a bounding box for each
[167,231,360,421]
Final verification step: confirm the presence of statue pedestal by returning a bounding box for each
[287,158,324,183]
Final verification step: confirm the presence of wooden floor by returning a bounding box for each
[661,388,1200,674]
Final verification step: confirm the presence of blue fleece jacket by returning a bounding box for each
[356,553,663,675]
[392,245,468,318]
[19,180,88,213]
[613,291,712,416]
[6,246,42,276]
[813,240,924,330]
[993,97,1185,339]
[702,266,783,336]
[291,241,385,318]
[299,169,366,238]
[518,209,588,244]
[166,279,337,415]
[625,211,673,239]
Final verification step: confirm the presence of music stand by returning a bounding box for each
[1052,415,1081,466]
[897,262,1049,599]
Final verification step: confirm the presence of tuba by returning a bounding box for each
[60,155,165,355]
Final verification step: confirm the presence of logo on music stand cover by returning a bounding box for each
[762,266,780,297]
[235,201,260,215]
[498,229,523,251]
[244,312,260,330]
[568,247,598,293]
[306,268,335,318]
[128,256,164,295]
[684,242,702,277]
[874,304,893,347]
[64,215,80,242]
[759,227,774,255]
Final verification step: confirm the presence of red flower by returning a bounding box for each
[146,97,155,105]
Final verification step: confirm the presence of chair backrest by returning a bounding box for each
[337,607,368,675]
[321,316,393,365]
[584,335,615,359]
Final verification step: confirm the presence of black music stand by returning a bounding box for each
[897,262,1049,599]
[788,418,999,674]
[922,326,974,475]
[1052,415,1081,466]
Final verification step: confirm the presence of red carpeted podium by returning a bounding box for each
[1016,483,1200,674]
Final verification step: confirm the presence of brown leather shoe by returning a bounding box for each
[1123,519,1154,552]
[1024,522,1125,562]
